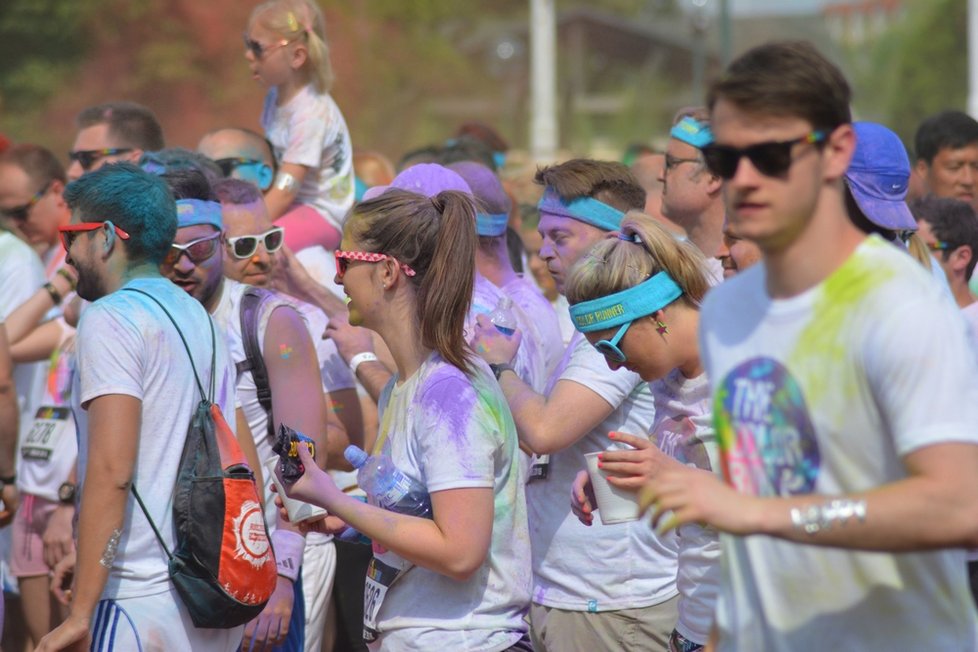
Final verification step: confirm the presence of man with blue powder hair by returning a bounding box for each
[40,163,241,650]
[660,108,726,283]
[472,159,679,652]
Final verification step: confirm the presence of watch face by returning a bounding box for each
[59,483,76,502]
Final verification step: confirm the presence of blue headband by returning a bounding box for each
[176,199,223,230]
[670,117,714,150]
[537,187,625,232]
[569,271,683,333]
[476,212,509,237]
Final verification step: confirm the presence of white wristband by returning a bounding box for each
[271,529,305,582]
[349,351,379,377]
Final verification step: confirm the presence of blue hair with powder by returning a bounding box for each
[63,162,177,265]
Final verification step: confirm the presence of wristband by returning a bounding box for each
[56,268,77,291]
[271,528,305,582]
[349,351,379,377]
[489,362,515,381]
[790,498,867,535]
[43,282,63,306]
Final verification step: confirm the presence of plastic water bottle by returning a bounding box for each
[344,445,432,518]
[488,296,518,336]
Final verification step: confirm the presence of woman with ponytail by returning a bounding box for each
[565,211,720,652]
[277,188,532,651]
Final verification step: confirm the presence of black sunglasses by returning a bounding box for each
[215,157,265,178]
[0,181,51,222]
[242,33,295,60]
[68,148,134,171]
[702,131,828,180]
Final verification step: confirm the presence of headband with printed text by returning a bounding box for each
[670,117,714,150]
[569,271,683,333]
[537,187,625,232]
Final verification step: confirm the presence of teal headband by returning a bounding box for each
[176,199,223,230]
[476,212,509,237]
[670,117,714,150]
[537,187,625,232]
[569,271,683,333]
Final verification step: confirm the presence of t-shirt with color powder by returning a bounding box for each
[262,84,355,233]
[501,275,565,378]
[73,277,236,600]
[368,353,531,651]
[700,235,978,651]
[211,279,353,534]
[527,331,678,612]
[468,273,548,394]
[649,369,720,645]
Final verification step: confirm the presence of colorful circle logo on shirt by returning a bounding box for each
[714,357,820,496]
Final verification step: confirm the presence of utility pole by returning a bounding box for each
[970,0,978,118]
[530,0,558,163]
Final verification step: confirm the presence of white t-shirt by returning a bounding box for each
[262,84,355,232]
[528,331,678,611]
[649,370,720,644]
[502,275,565,378]
[211,279,354,532]
[700,236,978,651]
[369,353,531,651]
[468,273,548,393]
[551,294,575,346]
[74,277,236,600]
[961,301,978,353]
[18,321,77,501]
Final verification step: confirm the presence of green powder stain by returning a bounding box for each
[787,238,895,412]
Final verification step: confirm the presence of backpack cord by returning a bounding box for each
[120,287,218,559]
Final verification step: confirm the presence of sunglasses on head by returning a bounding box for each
[68,148,134,171]
[214,157,265,178]
[593,321,634,364]
[59,221,131,252]
[334,250,417,281]
[0,181,51,222]
[163,231,223,267]
[242,33,295,60]
[226,227,285,259]
[701,130,828,180]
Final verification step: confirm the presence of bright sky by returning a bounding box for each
[732,0,832,15]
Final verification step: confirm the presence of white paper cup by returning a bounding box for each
[264,458,328,524]
[584,451,640,525]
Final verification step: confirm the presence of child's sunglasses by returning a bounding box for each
[242,33,296,60]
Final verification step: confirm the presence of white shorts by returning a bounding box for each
[301,536,337,652]
[90,587,244,652]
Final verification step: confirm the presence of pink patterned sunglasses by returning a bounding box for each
[334,250,417,280]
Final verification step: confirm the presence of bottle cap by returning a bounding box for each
[344,445,369,469]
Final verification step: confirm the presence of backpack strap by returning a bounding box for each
[237,287,276,441]
[121,286,218,559]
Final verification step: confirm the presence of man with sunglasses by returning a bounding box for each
[911,196,978,319]
[39,163,241,651]
[472,159,678,652]
[67,101,164,181]
[198,127,277,192]
[638,41,978,650]
[658,108,725,283]
[205,177,362,652]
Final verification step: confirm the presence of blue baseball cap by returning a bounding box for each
[845,122,917,232]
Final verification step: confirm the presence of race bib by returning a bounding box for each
[529,453,550,481]
[21,406,71,462]
[362,553,410,642]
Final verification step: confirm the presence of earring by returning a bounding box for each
[655,320,669,335]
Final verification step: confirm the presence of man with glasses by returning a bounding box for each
[206,177,361,652]
[67,101,164,181]
[658,108,725,283]
[38,163,241,651]
[911,196,978,316]
[639,41,978,650]
[471,159,678,652]
[198,127,276,192]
